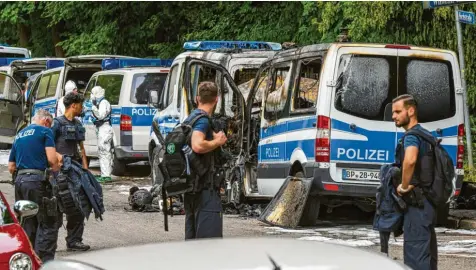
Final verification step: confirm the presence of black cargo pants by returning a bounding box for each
[14,174,62,262]
[403,198,438,270]
[184,188,223,240]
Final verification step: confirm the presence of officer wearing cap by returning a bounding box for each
[8,109,62,262]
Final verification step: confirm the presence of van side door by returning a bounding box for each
[0,73,23,144]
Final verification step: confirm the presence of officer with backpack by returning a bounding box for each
[392,94,440,270]
[51,92,91,252]
[161,81,227,239]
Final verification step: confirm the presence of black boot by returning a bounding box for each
[67,242,91,251]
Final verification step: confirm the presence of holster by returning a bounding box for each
[402,187,425,208]
[42,196,58,217]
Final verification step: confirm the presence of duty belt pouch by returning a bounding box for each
[42,197,58,217]
[402,187,425,208]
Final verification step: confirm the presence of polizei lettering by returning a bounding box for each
[131,108,157,116]
[336,148,389,162]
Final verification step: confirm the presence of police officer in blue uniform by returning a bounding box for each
[51,92,91,252]
[8,109,62,262]
[183,81,227,239]
[392,94,438,270]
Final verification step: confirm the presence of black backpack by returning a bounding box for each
[400,129,455,207]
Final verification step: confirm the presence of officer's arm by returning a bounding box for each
[8,162,16,175]
[402,146,418,190]
[45,147,60,172]
[191,130,220,154]
[79,142,88,169]
[8,146,16,174]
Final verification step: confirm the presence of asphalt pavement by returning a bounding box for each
[1,161,476,269]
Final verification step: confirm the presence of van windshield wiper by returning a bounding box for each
[267,254,281,270]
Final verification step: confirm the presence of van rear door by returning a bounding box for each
[396,48,462,169]
[329,47,399,184]
[0,73,24,144]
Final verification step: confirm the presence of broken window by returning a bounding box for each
[401,58,455,123]
[264,65,292,120]
[164,65,179,108]
[293,58,321,111]
[130,73,167,105]
[334,55,397,121]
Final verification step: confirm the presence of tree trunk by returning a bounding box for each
[18,23,30,48]
[52,24,65,57]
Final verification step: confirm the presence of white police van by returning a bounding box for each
[0,44,31,58]
[0,58,65,145]
[82,58,171,175]
[147,40,281,187]
[28,55,135,119]
[162,42,465,225]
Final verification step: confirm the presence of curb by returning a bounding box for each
[447,217,476,230]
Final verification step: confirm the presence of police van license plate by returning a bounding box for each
[342,169,380,181]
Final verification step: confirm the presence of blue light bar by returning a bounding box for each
[46,59,65,70]
[0,57,28,66]
[101,58,173,70]
[183,41,282,51]
[0,43,9,47]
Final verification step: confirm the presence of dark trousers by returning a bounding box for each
[65,212,85,246]
[184,189,223,240]
[15,174,61,263]
[403,198,438,270]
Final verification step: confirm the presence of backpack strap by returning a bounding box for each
[405,129,438,147]
[186,112,210,128]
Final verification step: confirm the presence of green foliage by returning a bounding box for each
[1,1,476,165]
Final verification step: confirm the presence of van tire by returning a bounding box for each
[111,152,126,176]
[295,171,320,226]
[151,147,164,187]
[436,203,450,227]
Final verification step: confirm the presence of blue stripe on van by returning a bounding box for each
[32,99,57,116]
[259,117,458,164]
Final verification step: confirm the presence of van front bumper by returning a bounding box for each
[114,146,149,162]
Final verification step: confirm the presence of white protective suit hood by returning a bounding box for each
[65,80,78,94]
[91,86,105,101]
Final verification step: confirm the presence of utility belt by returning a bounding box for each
[17,169,46,178]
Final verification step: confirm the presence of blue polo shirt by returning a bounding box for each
[403,124,433,157]
[184,109,212,140]
[9,124,55,170]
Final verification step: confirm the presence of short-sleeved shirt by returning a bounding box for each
[184,109,212,140]
[403,124,433,157]
[51,115,83,159]
[9,124,55,170]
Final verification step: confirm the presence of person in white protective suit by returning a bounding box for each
[90,86,114,182]
[57,80,78,117]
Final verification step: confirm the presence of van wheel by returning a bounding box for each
[151,147,164,187]
[295,171,320,226]
[111,152,126,176]
[436,203,450,227]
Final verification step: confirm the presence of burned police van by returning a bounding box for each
[150,42,464,226]
[147,40,281,188]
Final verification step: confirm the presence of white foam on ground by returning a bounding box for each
[298,236,376,247]
[0,150,10,165]
[435,228,476,235]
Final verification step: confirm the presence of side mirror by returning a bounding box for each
[14,200,39,225]
[148,90,162,109]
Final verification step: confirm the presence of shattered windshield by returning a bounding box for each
[130,73,167,105]
[334,55,393,120]
[264,66,291,118]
